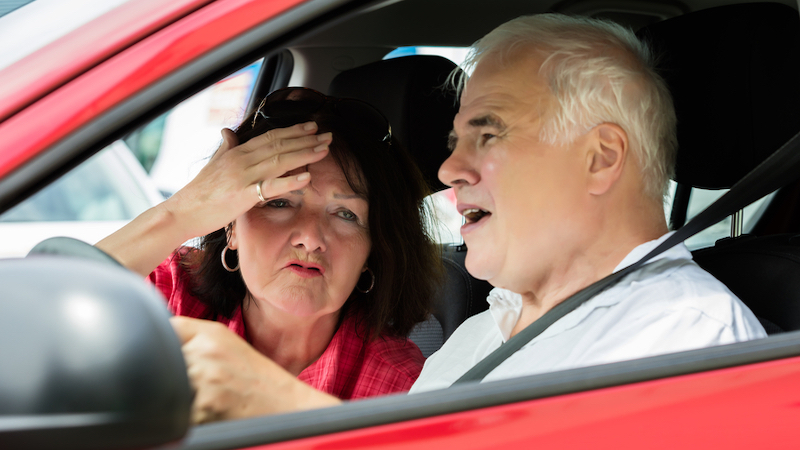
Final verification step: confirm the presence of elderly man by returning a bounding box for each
[172,13,766,420]
[409,14,765,392]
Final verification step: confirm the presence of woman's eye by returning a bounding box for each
[337,209,358,222]
[266,199,290,208]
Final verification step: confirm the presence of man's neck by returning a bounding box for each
[509,217,668,338]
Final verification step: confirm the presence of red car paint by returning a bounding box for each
[254,356,800,449]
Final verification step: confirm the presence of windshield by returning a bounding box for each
[0,0,130,70]
[0,1,34,18]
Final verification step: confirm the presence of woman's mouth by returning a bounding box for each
[286,261,324,278]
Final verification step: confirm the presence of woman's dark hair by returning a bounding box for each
[182,93,444,341]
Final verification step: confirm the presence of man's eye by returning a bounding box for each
[337,209,358,222]
[266,199,289,208]
[480,133,496,145]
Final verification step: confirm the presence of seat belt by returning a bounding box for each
[453,129,800,385]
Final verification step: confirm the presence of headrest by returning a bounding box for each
[328,55,460,192]
[637,3,800,189]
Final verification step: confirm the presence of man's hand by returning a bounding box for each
[170,316,341,424]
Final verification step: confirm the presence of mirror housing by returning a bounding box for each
[0,256,192,449]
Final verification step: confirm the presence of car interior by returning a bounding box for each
[276,0,800,356]
[19,0,799,362]
[3,0,800,448]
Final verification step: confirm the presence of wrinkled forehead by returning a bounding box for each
[285,154,366,199]
[318,117,371,188]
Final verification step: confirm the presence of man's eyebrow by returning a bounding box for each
[468,114,505,130]
[448,114,506,151]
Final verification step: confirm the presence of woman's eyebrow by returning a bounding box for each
[333,193,365,200]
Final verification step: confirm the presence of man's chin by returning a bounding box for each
[463,246,498,282]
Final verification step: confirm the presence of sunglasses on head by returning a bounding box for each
[252,87,392,145]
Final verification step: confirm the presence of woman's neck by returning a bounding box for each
[242,296,341,376]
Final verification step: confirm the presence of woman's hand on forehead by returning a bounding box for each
[165,123,332,239]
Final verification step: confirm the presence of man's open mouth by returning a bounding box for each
[462,208,491,224]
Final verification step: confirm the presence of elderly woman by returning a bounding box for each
[97,88,442,422]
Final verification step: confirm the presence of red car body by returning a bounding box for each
[1,1,798,448]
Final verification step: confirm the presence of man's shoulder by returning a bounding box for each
[592,257,766,341]
[616,257,740,316]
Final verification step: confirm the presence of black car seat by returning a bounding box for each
[637,2,800,334]
[328,55,493,356]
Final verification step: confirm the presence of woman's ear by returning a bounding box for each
[227,222,238,250]
[587,123,628,196]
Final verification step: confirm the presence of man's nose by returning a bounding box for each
[438,144,480,188]
[290,213,327,253]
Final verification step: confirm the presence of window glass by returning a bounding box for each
[0,141,164,258]
[0,0,35,18]
[671,180,776,250]
[0,62,262,258]
[424,188,463,245]
[384,46,471,67]
[386,47,469,244]
[125,61,262,197]
[0,142,158,223]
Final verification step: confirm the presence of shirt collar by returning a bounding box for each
[612,231,692,273]
[486,231,693,342]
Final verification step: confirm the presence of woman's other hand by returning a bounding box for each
[170,316,341,423]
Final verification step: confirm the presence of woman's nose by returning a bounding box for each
[290,214,327,253]
[438,144,481,188]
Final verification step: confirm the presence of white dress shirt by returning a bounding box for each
[409,233,767,393]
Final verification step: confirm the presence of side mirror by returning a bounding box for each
[0,255,192,449]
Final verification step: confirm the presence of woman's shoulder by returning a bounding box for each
[148,246,209,318]
[339,315,425,380]
[364,334,425,371]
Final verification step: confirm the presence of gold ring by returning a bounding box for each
[256,181,266,202]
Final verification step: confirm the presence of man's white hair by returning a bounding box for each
[451,14,677,201]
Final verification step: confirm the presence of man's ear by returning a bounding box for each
[586,123,628,196]
[228,221,238,250]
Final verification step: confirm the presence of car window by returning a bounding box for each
[424,188,463,244]
[385,47,470,244]
[125,61,262,197]
[0,142,156,223]
[0,62,261,258]
[0,0,34,18]
[384,46,471,67]
[0,141,164,258]
[665,180,776,250]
